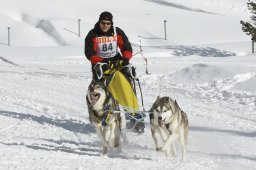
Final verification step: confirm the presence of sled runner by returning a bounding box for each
[94,59,146,133]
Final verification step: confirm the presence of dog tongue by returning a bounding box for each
[158,120,165,127]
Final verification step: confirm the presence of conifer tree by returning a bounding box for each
[241,1,256,53]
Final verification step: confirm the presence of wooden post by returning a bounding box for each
[78,19,81,37]
[252,40,254,54]
[164,20,167,40]
[139,41,149,74]
[7,27,10,46]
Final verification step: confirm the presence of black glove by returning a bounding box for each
[115,54,123,60]
[94,62,109,80]
[111,54,129,67]
[102,58,110,64]
[122,57,129,66]
[122,64,136,79]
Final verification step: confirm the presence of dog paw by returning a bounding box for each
[114,143,120,148]
[161,145,168,152]
[103,142,110,147]
[108,141,115,148]
[102,154,109,158]
[171,152,177,157]
[156,147,161,151]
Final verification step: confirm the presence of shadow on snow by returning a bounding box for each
[190,150,256,162]
[0,110,95,134]
[0,110,151,160]
[167,46,236,57]
[1,139,152,160]
[136,45,236,57]
[145,0,217,15]
[190,125,256,138]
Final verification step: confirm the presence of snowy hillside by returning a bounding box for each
[0,0,251,46]
[0,0,256,170]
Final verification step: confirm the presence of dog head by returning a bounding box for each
[150,96,178,127]
[86,80,107,110]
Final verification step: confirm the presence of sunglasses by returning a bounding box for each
[100,21,111,25]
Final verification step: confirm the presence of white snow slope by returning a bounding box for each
[0,0,256,169]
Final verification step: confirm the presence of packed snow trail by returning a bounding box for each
[0,54,255,169]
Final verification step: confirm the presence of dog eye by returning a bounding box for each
[163,110,167,112]
[156,109,160,112]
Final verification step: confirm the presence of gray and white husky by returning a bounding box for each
[149,96,189,161]
[86,80,126,156]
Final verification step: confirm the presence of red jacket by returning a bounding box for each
[84,22,133,64]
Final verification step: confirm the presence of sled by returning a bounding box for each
[95,60,147,133]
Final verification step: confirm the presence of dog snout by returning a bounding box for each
[158,116,162,121]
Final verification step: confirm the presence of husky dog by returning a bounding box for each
[149,96,189,161]
[86,80,126,155]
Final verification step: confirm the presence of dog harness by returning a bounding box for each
[89,103,115,126]
[101,105,111,126]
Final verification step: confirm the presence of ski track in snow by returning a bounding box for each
[0,55,256,169]
[0,0,255,167]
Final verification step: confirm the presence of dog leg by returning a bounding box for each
[95,127,110,147]
[171,142,177,157]
[165,145,171,157]
[179,128,187,161]
[103,146,108,156]
[114,133,120,148]
[159,127,168,142]
[120,110,127,130]
[108,122,117,147]
[114,121,121,148]
[120,111,127,144]
[151,127,161,151]
[166,142,177,157]
[161,132,179,152]
[115,121,122,153]
[121,128,127,144]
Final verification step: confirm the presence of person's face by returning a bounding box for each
[100,20,111,32]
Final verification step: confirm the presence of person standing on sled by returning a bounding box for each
[84,11,133,80]
[84,11,145,133]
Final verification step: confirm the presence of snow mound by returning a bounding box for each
[209,72,256,91]
[228,73,256,92]
[169,63,233,84]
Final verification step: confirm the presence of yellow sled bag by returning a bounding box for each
[107,71,139,110]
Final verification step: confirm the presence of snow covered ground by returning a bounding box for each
[0,0,255,169]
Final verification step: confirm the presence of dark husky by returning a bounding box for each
[86,80,126,156]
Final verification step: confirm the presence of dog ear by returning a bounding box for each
[174,100,180,109]
[156,96,160,101]
[86,95,90,104]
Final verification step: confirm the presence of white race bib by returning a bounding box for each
[96,27,118,58]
